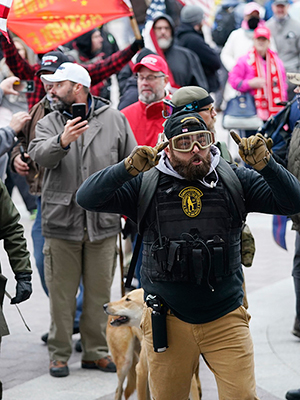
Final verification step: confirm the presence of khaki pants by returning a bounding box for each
[44,234,117,362]
[141,305,259,400]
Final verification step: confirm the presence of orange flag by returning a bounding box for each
[8,0,133,53]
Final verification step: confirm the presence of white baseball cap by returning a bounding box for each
[41,62,91,88]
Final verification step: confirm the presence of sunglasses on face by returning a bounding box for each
[171,131,214,152]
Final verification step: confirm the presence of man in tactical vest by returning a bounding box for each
[163,85,255,307]
[77,111,300,400]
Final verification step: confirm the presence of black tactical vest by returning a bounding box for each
[142,174,242,285]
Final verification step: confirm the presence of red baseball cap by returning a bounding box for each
[254,27,271,40]
[133,54,168,75]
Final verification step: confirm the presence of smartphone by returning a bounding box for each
[72,103,86,122]
[13,80,35,93]
[20,145,29,164]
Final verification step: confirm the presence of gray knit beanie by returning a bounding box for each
[180,5,204,26]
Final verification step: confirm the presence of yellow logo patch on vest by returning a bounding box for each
[178,187,203,217]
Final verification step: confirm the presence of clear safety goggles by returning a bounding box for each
[171,131,213,152]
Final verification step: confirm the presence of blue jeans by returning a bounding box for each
[31,196,83,329]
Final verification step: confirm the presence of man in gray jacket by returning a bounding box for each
[266,0,300,100]
[28,62,137,378]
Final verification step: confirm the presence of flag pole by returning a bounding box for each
[122,0,142,40]
[129,14,142,40]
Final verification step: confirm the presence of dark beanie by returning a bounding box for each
[164,111,207,140]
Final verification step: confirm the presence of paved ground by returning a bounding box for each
[1,100,300,399]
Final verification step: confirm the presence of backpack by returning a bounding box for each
[212,6,236,47]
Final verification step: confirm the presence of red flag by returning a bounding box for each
[0,0,13,41]
[8,0,133,53]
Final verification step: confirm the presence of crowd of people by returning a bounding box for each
[1,0,300,399]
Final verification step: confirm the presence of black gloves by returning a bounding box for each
[131,37,145,53]
[11,272,32,304]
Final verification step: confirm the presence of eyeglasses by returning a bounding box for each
[198,104,215,114]
[162,99,215,118]
[136,74,165,83]
[171,131,214,152]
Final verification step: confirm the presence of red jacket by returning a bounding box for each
[121,99,165,147]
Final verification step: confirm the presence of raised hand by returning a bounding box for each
[125,141,169,176]
[230,130,272,170]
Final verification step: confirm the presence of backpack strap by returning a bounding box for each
[125,168,160,289]
[216,157,246,222]
[137,167,160,234]
[215,141,234,163]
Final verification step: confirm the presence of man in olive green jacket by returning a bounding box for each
[0,179,32,399]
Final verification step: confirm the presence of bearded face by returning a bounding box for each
[169,147,211,181]
[51,83,76,113]
[157,37,173,50]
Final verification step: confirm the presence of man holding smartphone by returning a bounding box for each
[28,62,137,378]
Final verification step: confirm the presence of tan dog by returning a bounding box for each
[104,289,149,400]
[104,288,201,400]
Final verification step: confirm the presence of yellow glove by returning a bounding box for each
[230,130,273,170]
[124,141,169,177]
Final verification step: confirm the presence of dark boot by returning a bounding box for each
[286,388,300,400]
[49,360,69,378]
[292,316,300,338]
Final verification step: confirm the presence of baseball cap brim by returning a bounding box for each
[133,63,161,73]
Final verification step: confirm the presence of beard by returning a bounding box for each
[207,118,216,135]
[51,98,69,112]
[139,90,156,104]
[170,150,211,181]
[157,37,172,50]
[51,87,75,112]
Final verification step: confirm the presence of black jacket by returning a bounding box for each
[175,23,221,92]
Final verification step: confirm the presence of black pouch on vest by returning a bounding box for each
[167,240,192,280]
[152,237,168,273]
[206,235,226,278]
[192,248,204,285]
